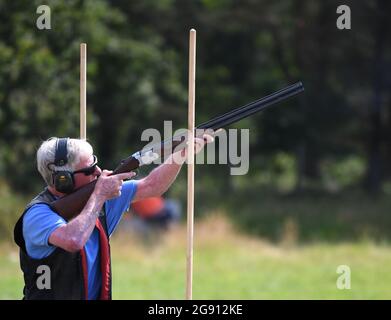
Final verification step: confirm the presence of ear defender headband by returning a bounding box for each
[51,138,75,194]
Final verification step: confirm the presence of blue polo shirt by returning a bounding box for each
[23,180,138,300]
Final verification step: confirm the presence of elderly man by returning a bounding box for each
[14,135,212,300]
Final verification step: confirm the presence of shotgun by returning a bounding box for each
[51,82,304,220]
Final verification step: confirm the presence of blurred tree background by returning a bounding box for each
[0,0,390,242]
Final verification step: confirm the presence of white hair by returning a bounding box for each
[37,137,94,187]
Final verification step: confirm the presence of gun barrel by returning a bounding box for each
[197,82,304,130]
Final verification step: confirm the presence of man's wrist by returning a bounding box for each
[90,191,106,208]
[170,151,187,166]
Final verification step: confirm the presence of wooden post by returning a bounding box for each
[80,43,87,140]
[186,29,196,300]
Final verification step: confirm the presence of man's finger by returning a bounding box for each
[116,171,137,180]
[101,170,113,177]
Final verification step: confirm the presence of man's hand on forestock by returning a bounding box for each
[178,133,214,161]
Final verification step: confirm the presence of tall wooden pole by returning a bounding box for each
[80,43,87,140]
[186,29,196,300]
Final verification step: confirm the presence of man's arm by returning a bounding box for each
[49,170,135,252]
[133,134,213,202]
[132,154,184,202]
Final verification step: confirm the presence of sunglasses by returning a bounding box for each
[73,155,98,176]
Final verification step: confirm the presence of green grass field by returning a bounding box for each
[1,215,391,300]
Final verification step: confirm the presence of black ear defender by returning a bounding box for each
[51,138,75,194]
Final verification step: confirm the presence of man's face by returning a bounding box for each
[73,153,102,190]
